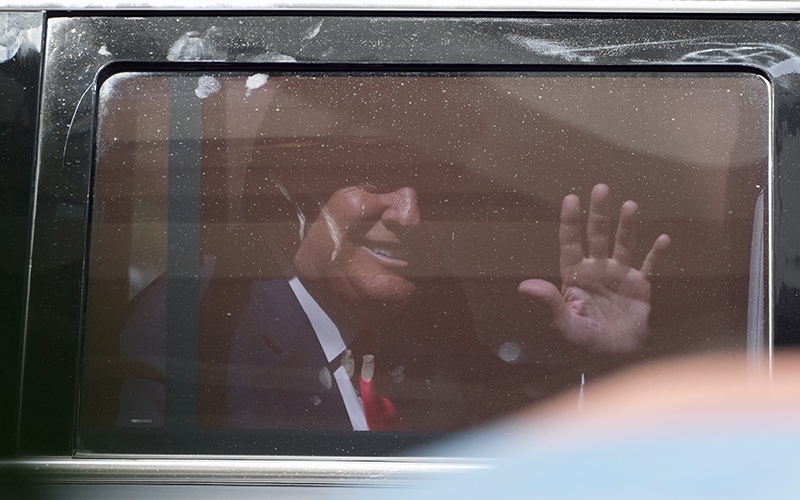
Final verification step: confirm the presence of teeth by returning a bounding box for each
[371,245,407,260]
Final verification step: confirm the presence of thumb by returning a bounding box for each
[518,279,570,325]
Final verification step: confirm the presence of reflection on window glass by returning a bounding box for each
[80,72,768,441]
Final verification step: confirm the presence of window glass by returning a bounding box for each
[79,71,769,452]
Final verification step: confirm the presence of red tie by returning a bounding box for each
[360,354,400,431]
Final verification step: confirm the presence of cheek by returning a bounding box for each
[336,192,385,225]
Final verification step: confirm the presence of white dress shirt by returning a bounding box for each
[288,277,368,430]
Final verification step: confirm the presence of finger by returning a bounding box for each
[587,183,611,259]
[560,193,584,269]
[640,233,671,278]
[612,200,639,267]
[518,279,571,328]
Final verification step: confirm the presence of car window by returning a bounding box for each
[77,70,769,455]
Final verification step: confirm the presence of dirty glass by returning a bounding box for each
[79,71,769,446]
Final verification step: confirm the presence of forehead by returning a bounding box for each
[250,136,472,201]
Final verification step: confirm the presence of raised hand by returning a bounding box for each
[518,184,670,353]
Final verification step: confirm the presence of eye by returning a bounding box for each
[358,183,381,194]
[357,182,396,195]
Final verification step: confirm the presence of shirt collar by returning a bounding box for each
[287,276,347,363]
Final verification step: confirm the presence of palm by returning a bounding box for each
[519,184,670,354]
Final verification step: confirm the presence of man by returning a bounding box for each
[223,174,670,431]
[116,128,670,431]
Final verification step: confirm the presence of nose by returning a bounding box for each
[381,187,420,228]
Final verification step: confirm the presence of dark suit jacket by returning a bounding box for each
[226,279,354,430]
[226,278,489,431]
[118,276,521,432]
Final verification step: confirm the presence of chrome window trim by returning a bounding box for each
[0,457,488,485]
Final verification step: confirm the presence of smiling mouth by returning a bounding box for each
[362,242,411,265]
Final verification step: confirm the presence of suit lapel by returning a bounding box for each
[246,279,351,430]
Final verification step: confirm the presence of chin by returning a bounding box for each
[360,276,418,305]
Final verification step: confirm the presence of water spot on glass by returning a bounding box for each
[304,20,323,40]
[389,365,405,383]
[318,366,332,389]
[245,73,269,97]
[195,76,220,99]
[498,342,521,363]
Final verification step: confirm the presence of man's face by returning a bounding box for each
[293,185,433,308]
